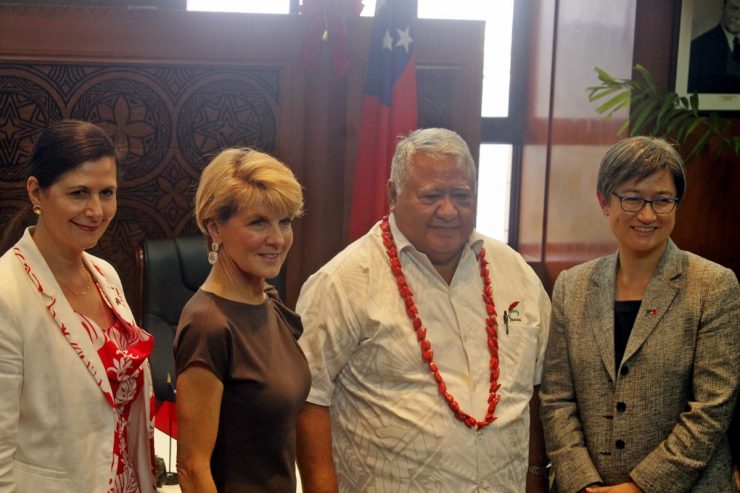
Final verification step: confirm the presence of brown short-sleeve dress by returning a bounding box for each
[174,287,311,493]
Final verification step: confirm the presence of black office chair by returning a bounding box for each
[135,236,211,404]
[135,235,211,486]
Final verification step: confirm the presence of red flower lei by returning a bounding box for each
[380,216,501,430]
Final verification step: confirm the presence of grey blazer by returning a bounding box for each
[540,240,740,493]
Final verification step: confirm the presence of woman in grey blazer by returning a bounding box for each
[540,137,739,493]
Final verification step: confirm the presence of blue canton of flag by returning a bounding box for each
[365,0,416,105]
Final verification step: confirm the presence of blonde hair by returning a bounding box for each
[194,148,303,236]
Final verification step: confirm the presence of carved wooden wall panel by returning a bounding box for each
[0,5,484,309]
[417,69,458,130]
[1,61,282,298]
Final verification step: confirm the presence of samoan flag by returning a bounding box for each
[349,0,418,241]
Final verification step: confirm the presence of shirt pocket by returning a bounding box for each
[499,323,541,395]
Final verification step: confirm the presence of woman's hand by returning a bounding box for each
[733,464,739,491]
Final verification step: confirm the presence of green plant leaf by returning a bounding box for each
[664,110,694,138]
[588,85,624,102]
[684,128,712,163]
[595,66,617,84]
[634,64,654,85]
[589,64,739,162]
[630,97,659,135]
[596,91,631,116]
[655,94,678,130]
[677,116,706,142]
[689,93,700,112]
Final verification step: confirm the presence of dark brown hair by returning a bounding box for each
[0,119,117,254]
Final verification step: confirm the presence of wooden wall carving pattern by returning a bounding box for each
[0,62,281,298]
[417,69,455,130]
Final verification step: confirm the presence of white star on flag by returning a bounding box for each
[395,25,413,52]
[382,29,393,50]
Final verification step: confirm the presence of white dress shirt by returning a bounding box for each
[297,215,550,492]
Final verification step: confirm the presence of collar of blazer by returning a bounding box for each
[586,238,684,382]
[12,228,137,407]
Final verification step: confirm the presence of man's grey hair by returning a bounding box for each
[390,128,477,191]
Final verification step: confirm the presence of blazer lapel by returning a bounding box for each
[622,240,683,364]
[14,230,114,406]
[585,254,619,383]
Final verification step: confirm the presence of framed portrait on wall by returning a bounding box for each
[674,0,740,111]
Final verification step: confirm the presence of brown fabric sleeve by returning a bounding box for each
[174,292,231,382]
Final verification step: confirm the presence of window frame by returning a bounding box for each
[480,0,532,248]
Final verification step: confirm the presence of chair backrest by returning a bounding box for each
[136,236,210,403]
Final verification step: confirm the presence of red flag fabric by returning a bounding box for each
[154,400,178,440]
[298,0,363,78]
[349,0,418,241]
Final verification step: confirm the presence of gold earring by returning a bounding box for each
[32,204,42,215]
[208,242,220,265]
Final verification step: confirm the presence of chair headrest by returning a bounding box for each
[174,236,211,290]
[141,236,210,326]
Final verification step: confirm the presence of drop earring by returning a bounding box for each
[208,242,220,265]
[32,204,42,215]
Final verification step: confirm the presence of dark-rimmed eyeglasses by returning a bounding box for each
[612,192,679,214]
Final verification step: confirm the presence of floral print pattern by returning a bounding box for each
[79,309,153,493]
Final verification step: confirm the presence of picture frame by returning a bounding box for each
[674,0,740,111]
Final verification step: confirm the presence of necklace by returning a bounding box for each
[55,267,92,296]
[380,216,501,430]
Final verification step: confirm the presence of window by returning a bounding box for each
[418,0,521,244]
[187,0,289,13]
[476,144,512,241]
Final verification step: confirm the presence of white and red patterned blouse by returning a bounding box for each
[78,297,154,493]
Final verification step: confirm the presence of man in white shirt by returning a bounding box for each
[296,128,551,493]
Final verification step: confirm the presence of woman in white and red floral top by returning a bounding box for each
[0,120,157,493]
